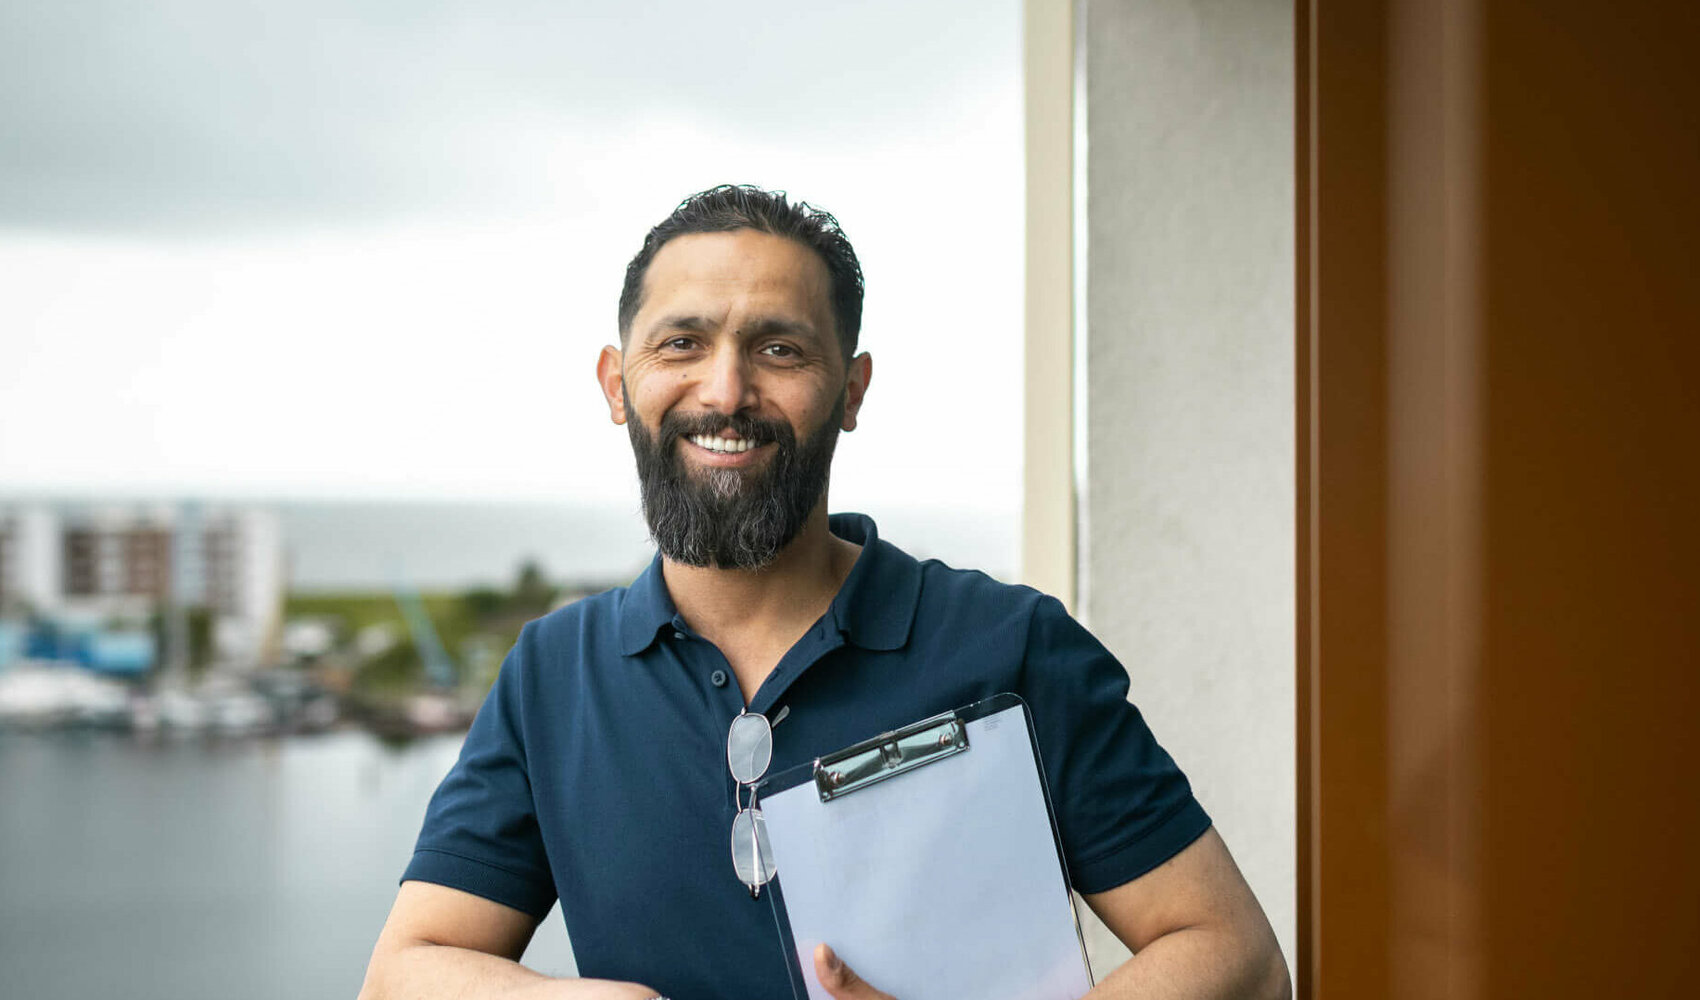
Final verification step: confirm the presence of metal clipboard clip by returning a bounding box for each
[812,711,969,802]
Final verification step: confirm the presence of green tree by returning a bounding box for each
[186,608,213,681]
[461,587,506,621]
[511,560,557,616]
[356,637,423,692]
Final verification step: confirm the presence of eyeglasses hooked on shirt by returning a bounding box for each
[726,709,778,897]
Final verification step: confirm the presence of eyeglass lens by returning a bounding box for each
[730,807,777,887]
[727,711,773,784]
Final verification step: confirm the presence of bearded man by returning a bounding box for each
[359,186,1290,1000]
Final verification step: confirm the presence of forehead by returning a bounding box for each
[635,229,833,331]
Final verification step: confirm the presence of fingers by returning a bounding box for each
[813,943,897,1000]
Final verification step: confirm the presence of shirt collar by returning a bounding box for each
[617,546,677,656]
[615,512,921,657]
[823,512,921,651]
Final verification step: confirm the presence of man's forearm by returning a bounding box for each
[1086,925,1291,1000]
[357,941,660,1000]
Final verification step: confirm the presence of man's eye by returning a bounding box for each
[663,337,697,351]
[760,343,797,358]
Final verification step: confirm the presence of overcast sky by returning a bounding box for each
[0,1,1023,535]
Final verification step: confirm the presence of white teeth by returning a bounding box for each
[690,434,754,454]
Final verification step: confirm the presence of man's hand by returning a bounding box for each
[813,943,896,1000]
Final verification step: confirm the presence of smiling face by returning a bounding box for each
[597,228,871,568]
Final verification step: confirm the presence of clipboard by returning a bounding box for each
[755,692,1095,1000]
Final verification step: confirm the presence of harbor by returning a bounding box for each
[0,501,620,997]
[0,662,472,740]
[0,501,647,741]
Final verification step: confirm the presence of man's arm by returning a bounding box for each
[1079,827,1289,1000]
[357,881,661,1000]
[814,827,1289,1000]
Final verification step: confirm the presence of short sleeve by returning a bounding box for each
[1020,595,1212,894]
[401,626,557,917]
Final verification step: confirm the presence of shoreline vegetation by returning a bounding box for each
[0,562,618,743]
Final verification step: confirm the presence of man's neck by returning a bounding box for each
[661,507,861,696]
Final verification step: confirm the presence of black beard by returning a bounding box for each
[626,394,844,570]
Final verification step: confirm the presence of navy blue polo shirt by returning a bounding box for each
[403,513,1209,998]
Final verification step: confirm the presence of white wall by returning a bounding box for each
[1077,0,1295,973]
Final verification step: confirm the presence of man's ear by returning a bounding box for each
[596,345,627,425]
[841,352,872,432]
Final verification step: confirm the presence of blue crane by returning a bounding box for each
[392,587,457,689]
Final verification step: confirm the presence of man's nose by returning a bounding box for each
[696,345,759,414]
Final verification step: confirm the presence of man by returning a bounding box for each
[359,186,1290,1000]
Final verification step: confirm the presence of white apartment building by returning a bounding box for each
[0,503,284,666]
[0,508,61,615]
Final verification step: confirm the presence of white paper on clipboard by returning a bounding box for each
[758,697,1093,1000]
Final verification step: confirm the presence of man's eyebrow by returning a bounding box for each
[740,317,818,340]
[651,314,714,334]
[647,315,821,340]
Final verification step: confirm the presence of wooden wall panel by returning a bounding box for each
[1476,1,1700,995]
[1299,1,1698,996]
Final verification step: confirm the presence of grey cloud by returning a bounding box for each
[0,0,1015,234]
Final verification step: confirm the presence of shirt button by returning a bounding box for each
[710,670,728,688]
[673,630,686,641]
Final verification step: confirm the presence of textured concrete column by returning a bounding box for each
[1077,0,1296,972]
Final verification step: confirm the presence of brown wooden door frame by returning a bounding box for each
[1299,4,1493,997]
[1298,1,1400,993]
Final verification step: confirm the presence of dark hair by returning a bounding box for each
[617,184,865,360]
